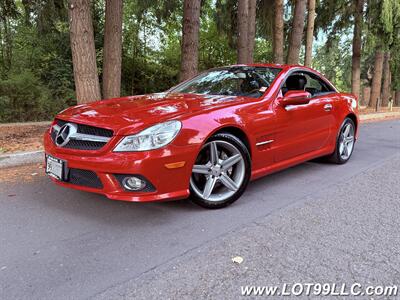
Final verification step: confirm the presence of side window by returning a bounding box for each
[281,71,335,96]
[304,73,333,96]
[281,73,308,95]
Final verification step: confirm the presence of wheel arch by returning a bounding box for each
[207,125,252,158]
[345,113,358,134]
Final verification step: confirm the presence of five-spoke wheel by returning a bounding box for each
[338,122,355,160]
[190,133,251,208]
[328,117,356,164]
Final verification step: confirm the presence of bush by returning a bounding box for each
[0,71,71,123]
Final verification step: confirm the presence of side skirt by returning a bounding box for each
[250,146,334,181]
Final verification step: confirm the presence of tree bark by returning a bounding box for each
[21,0,32,25]
[287,0,306,65]
[361,86,370,107]
[273,0,284,64]
[381,51,391,107]
[179,0,201,82]
[237,0,249,64]
[368,49,384,109]
[0,15,12,72]
[247,0,257,63]
[351,0,363,100]
[68,0,101,103]
[304,0,315,67]
[102,0,123,99]
[395,90,400,106]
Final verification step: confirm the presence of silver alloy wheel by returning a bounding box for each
[190,140,246,202]
[339,123,355,160]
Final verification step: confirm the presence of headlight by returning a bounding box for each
[114,120,182,152]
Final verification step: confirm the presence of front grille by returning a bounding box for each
[51,119,113,150]
[67,168,103,189]
[61,139,107,150]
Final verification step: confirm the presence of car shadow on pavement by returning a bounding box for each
[0,157,350,231]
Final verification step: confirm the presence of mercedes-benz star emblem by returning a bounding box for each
[55,123,78,147]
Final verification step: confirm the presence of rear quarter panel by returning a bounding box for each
[332,93,359,138]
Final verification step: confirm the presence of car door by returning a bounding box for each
[273,72,336,163]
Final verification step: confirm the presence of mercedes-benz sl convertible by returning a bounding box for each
[44,64,359,208]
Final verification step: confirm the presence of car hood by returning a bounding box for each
[57,93,249,135]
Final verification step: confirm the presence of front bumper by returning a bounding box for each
[44,131,198,202]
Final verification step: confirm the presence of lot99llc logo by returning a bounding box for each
[280,283,398,297]
[241,283,399,297]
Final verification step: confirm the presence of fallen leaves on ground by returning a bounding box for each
[0,124,49,154]
[0,164,45,184]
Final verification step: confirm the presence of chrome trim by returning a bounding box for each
[70,133,111,143]
[256,139,274,146]
[52,123,111,146]
[55,123,78,147]
[53,124,61,132]
[285,105,296,111]
[284,104,309,111]
[324,103,333,111]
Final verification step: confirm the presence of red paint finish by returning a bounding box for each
[44,64,359,202]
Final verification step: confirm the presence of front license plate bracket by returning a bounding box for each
[46,155,67,181]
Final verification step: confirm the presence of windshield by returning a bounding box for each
[170,67,282,98]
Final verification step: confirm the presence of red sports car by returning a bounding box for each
[44,64,359,208]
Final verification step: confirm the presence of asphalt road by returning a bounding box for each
[98,145,400,300]
[0,120,399,300]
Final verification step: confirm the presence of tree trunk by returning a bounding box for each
[287,0,306,65]
[102,0,123,99]
[237,0,249,64]
[361,86,370,107]
[304,0,315,67]
[392,90,395,103]
[368,49,384,109]
[1,15,12,72]
[395,90,400,106]
[247,0,257,63]
[273,0,284,64]
[351,0,363,99]
[68,0,101,103]
[179,0,201,82]
[21,0,32,25]
[381,51,391,107]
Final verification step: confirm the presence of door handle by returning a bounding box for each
[324,104,333,111]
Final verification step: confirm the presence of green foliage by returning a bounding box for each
[1,0,399,123]
[0,71,69,122]
[390,21,400,90]
[313,34,352,92]
[199,10,236,69]
[0,0,75,122]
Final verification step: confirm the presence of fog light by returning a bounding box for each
[122,176,146,191]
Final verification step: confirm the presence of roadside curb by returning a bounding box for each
[360,111,400,122]
[0,151,44,169]
[0,121,51,128]
[0,112,399,169]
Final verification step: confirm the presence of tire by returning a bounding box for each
[189,133,251,209]
[327,117,356,164]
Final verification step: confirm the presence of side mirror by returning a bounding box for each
[281,90,312,106]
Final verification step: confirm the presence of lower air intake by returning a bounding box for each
[68,168,103,189]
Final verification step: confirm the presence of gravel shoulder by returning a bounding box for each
[96,155,400,300]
